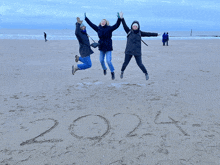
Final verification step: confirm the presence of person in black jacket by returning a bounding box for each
[165,32,169,46]
[72,17,94,75]
[85,13,121,80]
[44,32,47,42]
[162,32,166,46]
[119,13,158,80]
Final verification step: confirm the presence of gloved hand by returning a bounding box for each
[119,12,123,19]
[77,17,83,24]
[117,12,120,18]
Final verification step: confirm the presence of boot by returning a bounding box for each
[111,72,115,80]
[145,73,149,80]
[72,65,79,75]
[103,70,107,75]
[120,71,124,79]
[75,55,79,62]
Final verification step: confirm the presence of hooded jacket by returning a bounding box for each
[75,22,94,57]
[121,18,158,56]
[85,17,121,51]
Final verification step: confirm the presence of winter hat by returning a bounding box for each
[132,23,139,28]
[80,23,86,28]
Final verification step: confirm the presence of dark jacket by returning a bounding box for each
[75,22,94,57]
[122,18,158,56]
[162,33,169,42]
[162,33,166,42]
[85,17,121,51]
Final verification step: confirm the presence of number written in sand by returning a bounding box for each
[154,111,189,136]
[113,113,142,137]
[20,118,63,146]
[69,115,110,141]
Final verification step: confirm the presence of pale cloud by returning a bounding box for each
[0,5,11,15]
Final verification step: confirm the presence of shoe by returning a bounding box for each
[145,73,149,80]
[72,65,78,75]
[75,55,79,62]
[111,72,115,80]
[103,70,107,75]
[120,71,124,79]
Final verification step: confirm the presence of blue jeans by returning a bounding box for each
[77,56,92,70]
[99,51,114,72]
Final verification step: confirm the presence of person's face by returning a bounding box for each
[132,25,138,30]
[101,20,106,26]
[81,26,86,30]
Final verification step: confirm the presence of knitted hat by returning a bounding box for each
[132,23,139,28]
[80,23,86,28]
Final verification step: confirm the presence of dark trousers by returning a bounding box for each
[121,54,148,74]
[163,41,168,46]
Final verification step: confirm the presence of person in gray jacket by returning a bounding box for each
[120,13,158,80]
[72,17,94,75]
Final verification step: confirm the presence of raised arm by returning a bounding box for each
[85,16,99,32]
[75,22,81,35]
[121,18,130,34]
[110,18,121,31]
[141,31,158,37]
[75,22,84,43]
[75,18,83,41]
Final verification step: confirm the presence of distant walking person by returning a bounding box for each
[162,32,169,46]
[72,17,94,75]
[119,12,158,80]
[162,32,166,46]
[85,12,121,80]
[165,32,169,46]
[44,32,47,42]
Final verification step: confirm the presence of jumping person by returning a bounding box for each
[119,12,159,80]
[72,17,94,75]
[84,13,121,80]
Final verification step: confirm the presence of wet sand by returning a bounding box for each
[0,39,220,165]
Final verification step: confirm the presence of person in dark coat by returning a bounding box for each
[85,13,121,80]
[72,17,94,75]
[120,12,158,80]
[44,32,47,42]
[162,32,166,46]
[162,32,169,46]
[165,32,169,46]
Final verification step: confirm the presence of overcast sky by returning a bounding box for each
[0,0,220,31]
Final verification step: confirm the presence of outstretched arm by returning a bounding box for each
[75,17,83,42]
[75,17,82,35]
[110,17,121,31]
[85,15,99,32]
[121,18,130,34]
[141,31,158,37]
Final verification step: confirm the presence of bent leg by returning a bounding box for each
[77,56,92,70]
[134,55,148,74]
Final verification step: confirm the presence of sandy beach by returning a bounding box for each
[0,39,220,165]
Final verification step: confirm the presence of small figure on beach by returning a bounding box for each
[162,32,169,46]
[84,12,122,80]
[44,32,47,42]
[72,17,94,75]
[119,12,159,80]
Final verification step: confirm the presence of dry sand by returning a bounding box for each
[0,39,220,165]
